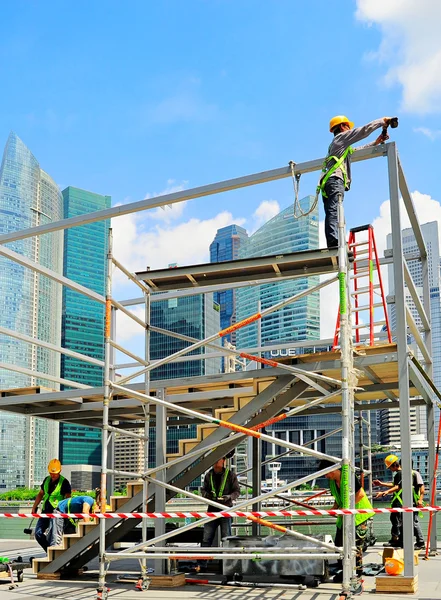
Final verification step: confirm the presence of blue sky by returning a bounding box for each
[1,0,440,343]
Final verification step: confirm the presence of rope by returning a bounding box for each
[7,506,441,519]
[290,161,319,219]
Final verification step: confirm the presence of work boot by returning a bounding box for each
[414,542,425,550]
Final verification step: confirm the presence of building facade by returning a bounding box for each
[59,187,111,467]
[209,225,249,344]
[384,221,441,443]
[0,132,62,489]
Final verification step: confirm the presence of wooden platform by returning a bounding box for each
[0,343,428,428]
[376,573,418,593]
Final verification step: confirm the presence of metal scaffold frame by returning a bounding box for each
[0,142,437,599]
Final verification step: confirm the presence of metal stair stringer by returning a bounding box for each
[38,374,302,575]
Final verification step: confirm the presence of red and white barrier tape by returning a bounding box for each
[2,506,441,519]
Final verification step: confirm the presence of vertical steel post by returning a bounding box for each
[337,194,355,594]
[140,288,151,585]
[252,436,262,535]
[427,401,437,551]
[98,227,113,598]
[387,143,414,577]
[155,394,167,574]
[107,306,116,501]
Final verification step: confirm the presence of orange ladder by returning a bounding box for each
[333,224,392,349]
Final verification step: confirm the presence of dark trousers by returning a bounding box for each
[335,520,371,579]
[35,517,51,552]
[322,176,345,248]
[199,518,232,568]
[390,511,424,545]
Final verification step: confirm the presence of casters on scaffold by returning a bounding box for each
[96,586,110,599]
[135,577,150,591]
[338,578,364,599]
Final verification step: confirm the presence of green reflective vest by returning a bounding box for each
[210,468,229,498]
[329,478,372,528]
[42,475,65,509]
[391,471,421,507]
[317,145,354,198]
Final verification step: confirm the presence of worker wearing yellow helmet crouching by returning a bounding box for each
[318,115,394,249]
[31,459,72,552]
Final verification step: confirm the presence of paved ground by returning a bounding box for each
[0,540,440,599]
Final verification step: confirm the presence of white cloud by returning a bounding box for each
[116,307,146,344]
[356,0,441,113]
[144,179,189,223]
[414,127,441,141]
[251,200,280,232]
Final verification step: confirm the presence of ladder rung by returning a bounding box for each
[349,241,369,248]
[353,321,386,329]
[351,285,380,295]
[352,303,384,312]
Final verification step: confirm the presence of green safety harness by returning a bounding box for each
[65,497,77,530]
[317,145,354,198]
[391,471,424,516]
[210,468,229,499]
[42,475,65,509]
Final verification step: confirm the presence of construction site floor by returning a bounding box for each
[1,540,440,599]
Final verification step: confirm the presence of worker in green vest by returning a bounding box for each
[318,115,393,248]
[318,460,373,587]
[374,454,425,550]
[199,455,240,571]
[31,459,71,552]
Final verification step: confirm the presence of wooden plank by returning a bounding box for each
[376,574,418,593]
[149,573,186,587]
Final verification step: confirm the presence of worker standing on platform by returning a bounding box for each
[31,459,71,552]
[318,460,373,589]
[199,456,240,570]
[374,455,425,550]
[319,116,393,248]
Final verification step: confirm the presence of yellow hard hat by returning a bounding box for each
[385,557,404,576]
[384,454,399,469]
[48,458,62,474]
[329,115,354,132]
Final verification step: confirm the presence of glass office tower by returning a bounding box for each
[0,132,62,489]
[59,187,111,466]
[209,225,249,344]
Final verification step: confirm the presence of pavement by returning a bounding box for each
[0,540,441,599]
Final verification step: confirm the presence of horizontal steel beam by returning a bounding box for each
[0,145,387,245]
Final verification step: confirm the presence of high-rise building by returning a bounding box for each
[59,187,111,467]
[236,198,320,350]
[0,132,62,489]
[150,294,221,381]
[383,221,441,443]
[209,225,249,344]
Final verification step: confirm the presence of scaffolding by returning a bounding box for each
[0,141,438,599]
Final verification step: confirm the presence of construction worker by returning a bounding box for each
[199,456,240,570]
[373,455,425,550]
[319,116,393,248]
[318,460,373,589]
[50,494,95,547]
[31,459,71,552]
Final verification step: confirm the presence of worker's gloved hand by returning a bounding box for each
[372,479,381,487]
[375,132,389,145]
[218,495,230,503]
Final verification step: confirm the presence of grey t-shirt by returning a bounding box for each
[322,119,384,188]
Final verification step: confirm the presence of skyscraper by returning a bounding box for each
[59,187,111,466]
[0,132,62,489]
[209,225,249,344]
[383,221,441,443]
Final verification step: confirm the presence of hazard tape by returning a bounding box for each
[2,506,441,519]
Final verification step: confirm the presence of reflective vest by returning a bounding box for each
[318,145,354,198]
[210,468,229,498]
[329,479,372,528]
[42,475,65,510]
[66,498,77,530]
[391,471,421,507]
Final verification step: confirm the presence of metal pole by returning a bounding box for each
[252,436,261,535]
[337,194,354,595]
[98,227,113,599]
[140,287,151,587]
[388,142,414,577]
[427,401,437,552]
[154,396,167,575]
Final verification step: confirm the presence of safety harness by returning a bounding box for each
[391,471,422,508]
[42,475,65,509]
[329,478,372,528]
[210,468,229,499]
[317,145,354,198]
[66,498,77,530]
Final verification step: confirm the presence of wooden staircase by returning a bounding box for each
[33,374,299,578]
[33,481,143,578]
